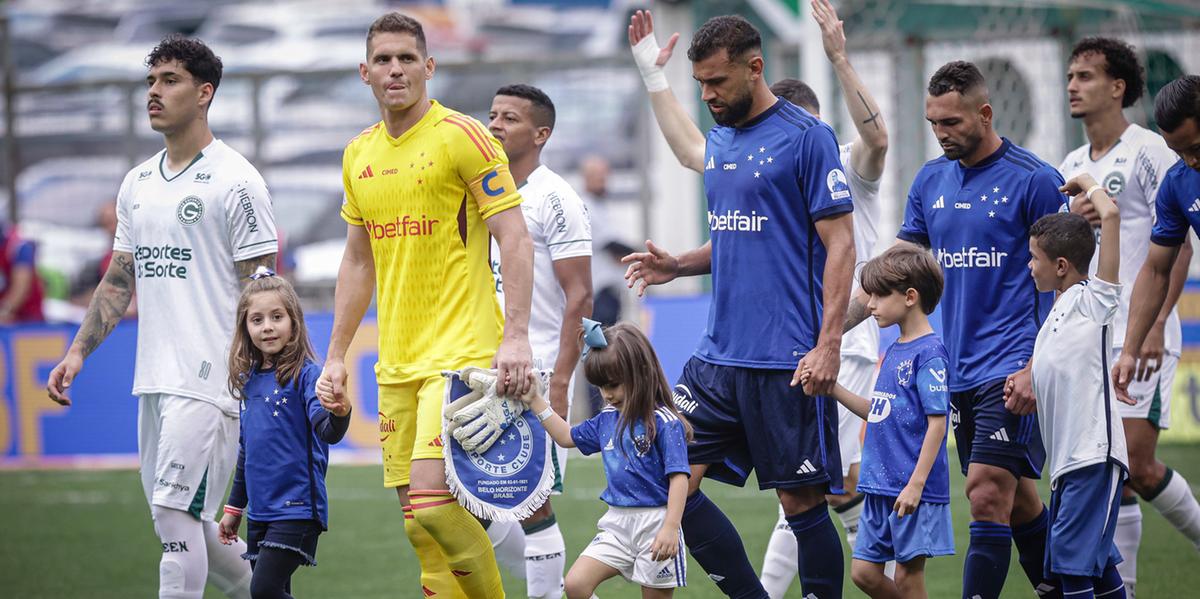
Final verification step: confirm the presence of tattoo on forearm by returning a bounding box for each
[844,295,871,333]
[236,253,278,286]
[857,90,881,130]
[76,253,136,358]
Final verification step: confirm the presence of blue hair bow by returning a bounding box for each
[581,318,607,358]
[248,265,276,280]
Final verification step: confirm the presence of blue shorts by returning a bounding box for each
[853,493,955,564]
[1046,463,1125,578]
[672,356,842,491]
[243,519,323,567]
[950,378,1045,479]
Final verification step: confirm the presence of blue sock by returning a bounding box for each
[1060,574,1094,599]
[681,491,768,599]
[786,502,844,599]
[1093,562,1125,598]
[963,521,1013,599]
[1013,507,1062,598]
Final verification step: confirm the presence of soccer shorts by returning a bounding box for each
[582,506,686,589]
[138,394,238,521]
[672,356,842,492]
[1116,350,1176,429]
[950,378,1045,479]
[837,356,876,475]
[853,493,954,564]
[1046,462,1124,578]
[378,358,490,488]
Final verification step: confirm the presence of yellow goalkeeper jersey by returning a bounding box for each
[341,101,522,383]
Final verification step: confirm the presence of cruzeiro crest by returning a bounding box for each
[896,358,914,387]
[1103,171,1125,197]
[467,415,535,477]
[176,196,204,226]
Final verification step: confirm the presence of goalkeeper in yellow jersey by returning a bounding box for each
[317,12,534,598]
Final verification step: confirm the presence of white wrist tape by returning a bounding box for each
[1086,184,1105,201]
[536,407,554,422]
[632,35,669,93]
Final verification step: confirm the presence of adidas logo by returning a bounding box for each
[657,565,673,579]
[428,436,444,448]
[705,156,716,170]
[932,195,945,209]
[804,594,819,599]
[423,585,436,597]
[1189,198,1200,213]
[1035,582,1057,596]
[708,574,726,582]
[989,427,1010,442]
[358,165,375,179]
[796,459,817,475]
[603,438,614,451]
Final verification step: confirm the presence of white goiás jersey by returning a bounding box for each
[491,164,592,369]
[113,139,278,415]
[840,142,882,362]
[1059,123,1182,355]
[1031,278,1129,483]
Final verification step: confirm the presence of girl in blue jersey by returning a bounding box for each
[217,269,351,599]
[519,320,692,598]
[800,246,953,599]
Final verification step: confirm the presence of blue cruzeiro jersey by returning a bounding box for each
[571,406,691,507]
[859,333,952,503]
[228,360,350,528]
[898,139,1064,391]
[697,100,854,369]
[1150,159,1200,247]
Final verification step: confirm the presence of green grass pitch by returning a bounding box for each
[2,446,1198,597]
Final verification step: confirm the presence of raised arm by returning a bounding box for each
[629,10,708,173]
[621,239,712,297]
[46,251,137,405]
[1062,174,1120,283]
[811,0,887,181]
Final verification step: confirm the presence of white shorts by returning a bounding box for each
[582,506,687,588]
[1115,350,1176,429]
[836,356,876,474]
[138,394,239,521]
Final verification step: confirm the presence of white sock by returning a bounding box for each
[524,521,566,599]
[485,519,527,580]
[1115,498,1141,598]
[1148,468,1200,549]
[201,520,252,598]
[833,494,864,547]
[152,506,207,599]
[759,507,797,599]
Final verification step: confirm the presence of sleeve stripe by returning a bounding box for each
[444,115,496,162]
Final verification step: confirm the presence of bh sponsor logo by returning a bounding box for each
[135,244,193,279]
[708,209,769,232]
[364,215,440,240]
[868,392,894,423]
[936,246,1008,269]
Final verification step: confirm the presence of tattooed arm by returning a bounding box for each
[47,251,137,405]
[235,253,278,287]
[811,0,888,182]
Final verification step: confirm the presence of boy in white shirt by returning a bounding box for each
[1027,173,1130,599]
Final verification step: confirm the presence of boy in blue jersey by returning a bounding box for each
[623,14,857,599]
[1114,75,1200,558]
[801,245,953,599]
[844,61,1066,599]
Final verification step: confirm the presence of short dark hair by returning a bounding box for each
[770,79,819,114]
[860,246,945,315]
[928,60,987,98]
[687,15,761,63]
[495,84,556,130]
[367,12,427,56]
[146,35,222,93]
[1029,212,1095,274]
[1070,37,1145,108]
[1155,75,1200,133]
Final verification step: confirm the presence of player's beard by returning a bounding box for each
[940,128,984,161]
[708,87,755,127]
